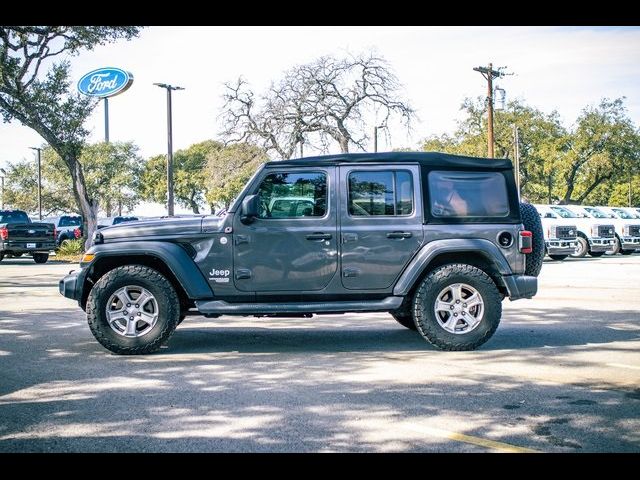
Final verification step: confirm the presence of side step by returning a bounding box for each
[196,296,403,315]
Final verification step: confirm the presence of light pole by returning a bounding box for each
[0,168,6,210]
[374,124,386,153]
[154,83,184,217]
[30,147,43,220]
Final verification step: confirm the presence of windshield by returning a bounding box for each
[550,206,579,219]
[584,207,610,219]
[0,211,30,224]
[612,208,635,219]
[59,216,82,227]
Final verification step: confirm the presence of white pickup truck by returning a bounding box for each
[532,204,577,260]
[584,206,640,255]
[544,205,616,258]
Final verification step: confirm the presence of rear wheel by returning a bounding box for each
[413,264,502,351]
[549,254,568,261]
[571,237,588,258]
[33,253,49,264]
[87,265,180,355]
[519,203,544,276]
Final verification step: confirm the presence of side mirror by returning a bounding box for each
[240,194,260,224]
[545,213,554,218]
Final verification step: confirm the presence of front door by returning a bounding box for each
[339,165,423,290]
[233,167,338,292]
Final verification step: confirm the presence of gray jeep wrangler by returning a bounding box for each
[60,152,543,354]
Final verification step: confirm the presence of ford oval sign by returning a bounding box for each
[77,67,134,98]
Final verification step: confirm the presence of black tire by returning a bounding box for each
[0,253,3,262]
[413,264,502,351]
[178,314,186,325]
[519,202,544,277]
[33,253,49,264]
[57,234,69,247]
[548,254,568,261]
[86,265,180,355]
[620,249,634,255]
[391,312,417,331]
[571,237,588,258]
[589,251,605,257]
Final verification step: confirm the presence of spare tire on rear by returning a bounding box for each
[519,202,544,277]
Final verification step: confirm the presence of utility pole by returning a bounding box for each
[548,173,553,204]
[104,98,109,143]
[513,125,521,198]
[29,147,43,220]
[473,63,511,158]
[154,83,184,217]
[630,171,633,207]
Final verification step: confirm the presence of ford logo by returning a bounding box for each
[609,229,613,234]
[77,67,134,98]
[28,229,35,234]
[568,230,574,235]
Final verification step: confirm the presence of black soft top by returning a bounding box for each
[266,151,513,170]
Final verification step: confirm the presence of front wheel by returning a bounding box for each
[589,251,606,258]
[548,254,568,261]
[33,253,49,264]
[86,265,180,355]
[571,237,588,258]
[413,264,502,351]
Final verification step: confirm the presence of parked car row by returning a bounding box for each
[533,204,640,260]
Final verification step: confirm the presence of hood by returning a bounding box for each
[100,215,224,241]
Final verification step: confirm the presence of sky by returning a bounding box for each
[1,26,639,216]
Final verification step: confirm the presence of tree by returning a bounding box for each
[556,98,640,204]
[221,52,415,158]
[0,26,142,246]
[139,140,222,214]
[205,143,268,211]
[3,142,142,217]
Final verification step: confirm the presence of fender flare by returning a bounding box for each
[393,238,513,296]
[88,241,213,299]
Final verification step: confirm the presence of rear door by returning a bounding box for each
[339,164,423,290]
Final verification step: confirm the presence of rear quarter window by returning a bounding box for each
[428,171,509,218]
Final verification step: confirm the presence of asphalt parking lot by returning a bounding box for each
[0,255,638,452]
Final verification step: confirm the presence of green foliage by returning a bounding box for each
[205,143,268,210]
[422,97,640,205]
[57,238,84,256]
[3,142,142,216]
[140,140,223,213]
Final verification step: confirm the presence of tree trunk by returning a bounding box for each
[64,155,97,250]
[189,199,200,214]
[104,199,112,218]
[338,137,349,153]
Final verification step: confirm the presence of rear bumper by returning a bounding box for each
[1,240,55,253]
[59,268,88,303]
[503,275,537,301]
[546,239,576,255]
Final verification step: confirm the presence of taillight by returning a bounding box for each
[74,227,81,239]
[53,227,57,240]
[519,230,533,254]
[0,227,8,240]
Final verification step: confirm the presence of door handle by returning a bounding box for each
[386,231,413,239]
[306,232,332,241]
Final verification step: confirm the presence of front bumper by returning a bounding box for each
[621,237,640,250]
[59,268,88,303]
[589,237,616,252]
[546,239,576,256]
[503,275,537,301]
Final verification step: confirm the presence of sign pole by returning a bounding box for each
[104,97,109,143]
